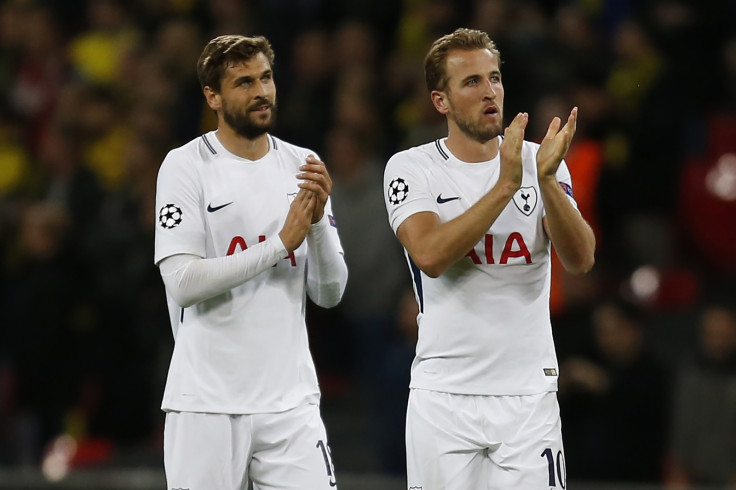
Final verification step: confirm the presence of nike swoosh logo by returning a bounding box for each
[436,194,460,204]
[207,202,233,212]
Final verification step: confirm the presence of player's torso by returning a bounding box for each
[197,137,306,270]
[425,139,547,267]
[202,159,297,254]
[382,139,562,395]
[404,140,557,395]
[160,135,320,412]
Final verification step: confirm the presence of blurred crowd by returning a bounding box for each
[1,0,735,486]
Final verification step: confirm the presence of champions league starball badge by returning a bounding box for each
[388,177,409,205]
[159,204,183,229]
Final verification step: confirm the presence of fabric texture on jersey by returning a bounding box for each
[158,236,287,308]
[159,211,346,310]
[304,212,347,307]
[405,389,564,490]
[383,137,578,396]
[164,405,338,490]
[154,131,345,414]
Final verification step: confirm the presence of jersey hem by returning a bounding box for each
[408,382,558,397]
[161,392,321,415]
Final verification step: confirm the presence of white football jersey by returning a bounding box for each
[155,131,340,414]
[384,137,578,396]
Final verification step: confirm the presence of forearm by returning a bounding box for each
[401,181,517,277]
[306,214,347,308]
[159,236,288,307]
[540,177,595,274]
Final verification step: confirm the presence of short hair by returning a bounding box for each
[424,28,501,92]
[196,35,275,92]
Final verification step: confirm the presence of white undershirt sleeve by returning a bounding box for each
[158,235,288,307]
[306,214,348,308]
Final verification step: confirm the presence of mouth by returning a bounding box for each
[249,99,273,113]
[483,106,499,116]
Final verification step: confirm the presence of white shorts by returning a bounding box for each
[164,403,338,490]
[406,389,565,490]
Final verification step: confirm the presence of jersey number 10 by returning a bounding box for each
[541,448,566,488]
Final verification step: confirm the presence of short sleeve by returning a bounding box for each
[555,159,579,210]
[383,151,437,234]
[154,150,207,264]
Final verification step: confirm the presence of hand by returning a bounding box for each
[536,107,577,180]
[498,112,527,192]
[279,189,316,251]
[297,155,332,223]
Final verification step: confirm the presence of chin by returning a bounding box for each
[479,128,502,142]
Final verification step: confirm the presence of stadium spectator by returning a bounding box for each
[559,299,668,482]
[666,303,736,487]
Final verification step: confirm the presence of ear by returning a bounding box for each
[203,86,221,112]
[431,90,449,115]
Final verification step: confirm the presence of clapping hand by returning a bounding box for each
[536,107,578,180]
[297,155,332,223]
[498,112,528,191]
[279,189,316,252]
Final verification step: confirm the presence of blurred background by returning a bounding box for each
[0,0,735,488]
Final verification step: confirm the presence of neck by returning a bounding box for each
[215,124,270,160]
[444,122,500,163]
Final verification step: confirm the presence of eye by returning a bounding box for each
[261,73,272,83]
[467,78,478,86]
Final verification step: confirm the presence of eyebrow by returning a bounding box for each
[231,68,273,86]
[458,70,501,86]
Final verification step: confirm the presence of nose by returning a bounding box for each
[254,79,269,97]
[483,79,496,100]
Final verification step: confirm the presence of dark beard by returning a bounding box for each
[222,98,277,139]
